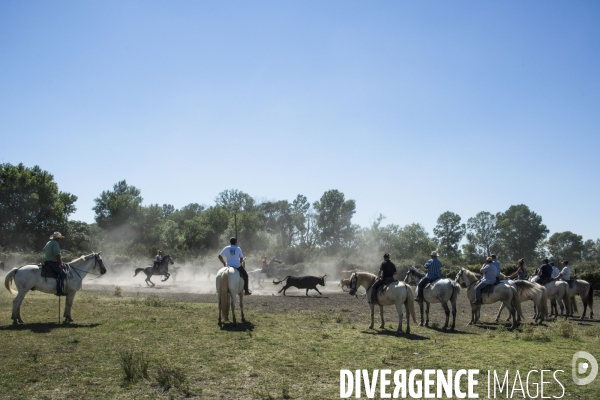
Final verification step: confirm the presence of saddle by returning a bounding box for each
[482,284,497,294]
[377,277,397,293]
[423,277,441,290]
[38,263,68,280]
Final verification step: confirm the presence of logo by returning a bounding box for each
[572,351,598,386]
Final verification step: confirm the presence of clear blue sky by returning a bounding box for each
[1,1,599,241]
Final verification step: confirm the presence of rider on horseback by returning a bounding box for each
[416,251,442,302]
[369,253,397,304]
[218,237,251,295]
[43,231,68,296]
[507,258,527,280]
[556,260,573,287]
[474,257,496,305]
[153,250,163,270]
[534,259,554,286]
[490,254,501,283]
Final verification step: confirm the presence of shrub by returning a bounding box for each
[155,362,189,394]
[119,349,149,382]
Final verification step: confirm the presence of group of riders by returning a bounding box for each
[368,251,574,306]
[42,230,574,304]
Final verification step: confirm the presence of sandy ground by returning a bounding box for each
[78,271,583,330]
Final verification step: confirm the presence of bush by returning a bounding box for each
[155,362,189,394]
[119,349,149,382]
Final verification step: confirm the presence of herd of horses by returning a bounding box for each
[2,254,595,336]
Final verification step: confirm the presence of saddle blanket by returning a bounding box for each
[38,263,69,279]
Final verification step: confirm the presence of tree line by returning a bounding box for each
[1,163,599,272]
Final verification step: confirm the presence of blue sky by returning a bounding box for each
[1,1,599,241]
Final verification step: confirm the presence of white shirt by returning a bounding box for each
[559,266,571,280]
[219,245,244,267]
[551,266,559,279]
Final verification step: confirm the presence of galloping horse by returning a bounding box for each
[494,279,548,324]
[348,272,416,334]
[4,253,107,324]
[248,268,268,289]
[134,255,174,287]
[404,266,461,331]
[216,266,245,327]
[455,268,522,330]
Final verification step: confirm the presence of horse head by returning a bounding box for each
[164,255,175,265]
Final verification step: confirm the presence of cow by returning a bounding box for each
[273,275,327,296]
[339,278,351,291]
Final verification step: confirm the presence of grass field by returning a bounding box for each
[0,283,598,399]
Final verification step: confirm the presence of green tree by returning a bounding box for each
[63,220,100,254]
[261,200,296,248]
[313,190,356,254]
[433,211,465,258]
[395,223,436,261]
[464,211,499,262]
[496,205,548,262]
[0,163,77,250]
[547,231,584,263]
[183,206,230,254]
[582,239,600,262]
[93,180,142,231]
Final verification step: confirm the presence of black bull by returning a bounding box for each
[273,275,327,296]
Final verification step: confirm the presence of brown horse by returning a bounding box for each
[134,255,174,286]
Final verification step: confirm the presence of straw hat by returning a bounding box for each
[431,251,438,257]
[49,232,65,240]
[485,256,493,262]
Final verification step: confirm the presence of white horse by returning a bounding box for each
[216,266,245,327]
[248,268,268,289]
[564,279,594,320]
[348,272,416,334]
[495,279,548,324]
[4,253,107,325]
[404,266,461,331]
[455,268,522,330]
[528,276,571,318]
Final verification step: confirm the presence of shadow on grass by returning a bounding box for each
[1,322,101,333]
[425,326,475,335]
[361,328,429,340]
[278,295,329,299]
[219,320,255,332]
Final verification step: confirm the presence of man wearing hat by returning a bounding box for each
[369,253,397,304]
[416,251,443,302]
[218,237,251,295]
[43,232,68,296]
[474,257,496,305]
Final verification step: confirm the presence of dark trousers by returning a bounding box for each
[46,261,67,295]
[535,277,553,286]
[235,266,250,292]
[475,281,493,302]
[370,277,394,303]
[417,277,436,299]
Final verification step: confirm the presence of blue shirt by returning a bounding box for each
[481,263,496,284]
[424,258,442,279]
[491,260,501,277]
[539,263,553,279]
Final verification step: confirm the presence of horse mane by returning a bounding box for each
[67,255,88,264]
[408,266,425,279]
[461,268,478,281]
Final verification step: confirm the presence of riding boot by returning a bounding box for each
[239,266,252,295]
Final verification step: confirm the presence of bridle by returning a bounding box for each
[69,253,107,278]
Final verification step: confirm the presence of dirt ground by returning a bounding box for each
[80,275,592,331]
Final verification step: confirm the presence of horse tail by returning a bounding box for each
[272,276,290,285]
[540,286,548,319]
[451,281,461,303]
[406,284,417,323]
[134,268,145,277]
[220,268,230,321]
[587,283,593,314]
[510,286,523,320]
[4,268,18,295]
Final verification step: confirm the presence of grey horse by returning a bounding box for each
[404,266,461,331]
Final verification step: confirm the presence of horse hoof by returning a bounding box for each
[379,325,385,329]
[12,320,18,326]
[419,323,424,327]
[442,327,447,332]
[368,325,374,329]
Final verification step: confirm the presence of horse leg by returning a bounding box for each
[425,302,430,327]
[239,293,246,323]
[505,303,517,330]
[162,273,170,282]
[230,294,237,326]
[469,306,475,325]
[419,301,424,326]
[395,301,404,334]
[451,299,457,331]
[306,288,309,296]
[441,302,450,331]
[64,292,76,323]
[495,303,503,322]
[217,294,222,327]
[369,303,375,329]
[379,304,385,329]
[12,291,27,324]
